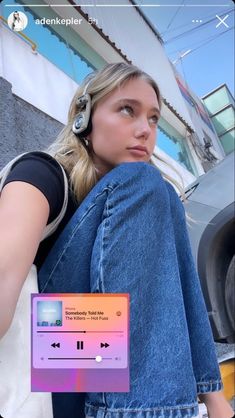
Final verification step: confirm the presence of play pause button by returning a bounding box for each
[77,341,84,350]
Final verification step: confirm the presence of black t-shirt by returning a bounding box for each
[3,151,78,270]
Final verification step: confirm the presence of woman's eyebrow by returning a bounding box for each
[116,98,160,116]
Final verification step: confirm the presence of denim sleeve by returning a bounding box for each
[165,182,223,394]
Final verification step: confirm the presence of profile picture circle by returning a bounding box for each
[8,11,28,32]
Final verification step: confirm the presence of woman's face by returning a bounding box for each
[88,77,160,176]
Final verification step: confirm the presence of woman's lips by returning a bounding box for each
[127,146,149,156]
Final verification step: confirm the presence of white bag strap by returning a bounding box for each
[0,152,69,241]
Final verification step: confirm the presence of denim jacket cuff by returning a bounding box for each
[197,379,223,393]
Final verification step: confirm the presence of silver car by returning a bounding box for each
[185,152,234,343]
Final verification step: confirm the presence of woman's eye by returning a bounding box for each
[120,105,134,116]
[149,115,159,125]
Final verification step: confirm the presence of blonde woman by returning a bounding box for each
[11,11,25,31]
[0,63,233,418]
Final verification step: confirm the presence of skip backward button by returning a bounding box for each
[100,342,109,348]
[51,342,60,348]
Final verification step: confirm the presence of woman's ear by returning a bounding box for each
[86,129,93,142]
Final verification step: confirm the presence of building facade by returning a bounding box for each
[1,0,222,188]
[175,70,226,172]
[202,84,235,156]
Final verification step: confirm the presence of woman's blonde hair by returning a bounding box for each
[48,62,185,203]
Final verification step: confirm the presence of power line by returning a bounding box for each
[165,0,185,31]
[185,26,233,54]
[168,23,233,55]
[172,26,233,61]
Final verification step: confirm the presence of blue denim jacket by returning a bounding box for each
[39,162,222,418]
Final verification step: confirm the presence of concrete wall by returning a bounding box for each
[0,77,63,169]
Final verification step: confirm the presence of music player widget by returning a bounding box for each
[31,294,129,392]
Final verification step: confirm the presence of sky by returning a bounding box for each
[136,0,235,97]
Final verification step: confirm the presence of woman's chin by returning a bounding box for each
[118,156,150,164]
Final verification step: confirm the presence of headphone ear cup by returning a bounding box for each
[72,93,91,136]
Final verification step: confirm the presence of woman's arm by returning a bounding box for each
[0,181,49,339]
[199,392,234,418]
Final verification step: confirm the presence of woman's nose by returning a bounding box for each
[134,118,152,140]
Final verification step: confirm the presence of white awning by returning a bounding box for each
[0,24,78,124]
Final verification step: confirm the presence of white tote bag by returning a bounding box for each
[0,153,68,418]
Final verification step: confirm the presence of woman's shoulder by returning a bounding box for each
[9,150,63,171]
[3,151,66,223]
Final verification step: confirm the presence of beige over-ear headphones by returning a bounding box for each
[72,81,92,136]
